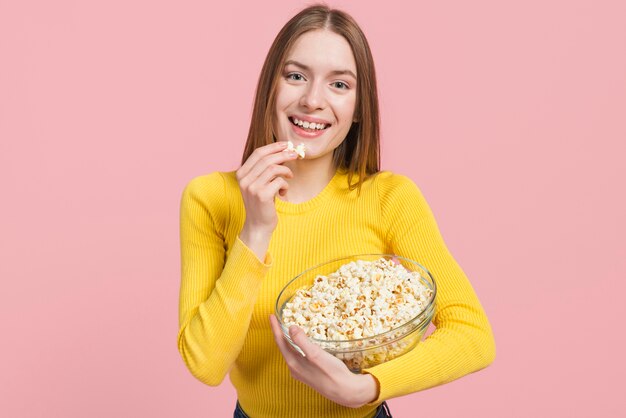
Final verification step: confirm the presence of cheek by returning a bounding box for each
[275,83,299,107]
[335,95,357,120]
[274,91,289,126]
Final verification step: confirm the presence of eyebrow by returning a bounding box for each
[283,60,357,80]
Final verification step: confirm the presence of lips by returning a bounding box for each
[288,117,328,138]
[288,116,331,131]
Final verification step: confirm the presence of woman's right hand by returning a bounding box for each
[236,141,298,260]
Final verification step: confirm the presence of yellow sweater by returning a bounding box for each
[178,169,495,418]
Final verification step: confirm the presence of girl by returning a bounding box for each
[178,5,495,418]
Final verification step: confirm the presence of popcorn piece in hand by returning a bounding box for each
[286,141,306,159]
[295,143,306,159]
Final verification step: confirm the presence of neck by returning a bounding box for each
[281,155,337,203]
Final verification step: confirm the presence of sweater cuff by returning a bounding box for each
[361,366,393,405]
[361,367,388,406]
[232,236,273,268]
[213,237,272,304]
[361,344,441,404]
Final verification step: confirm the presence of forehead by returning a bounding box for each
[285,29,357,73]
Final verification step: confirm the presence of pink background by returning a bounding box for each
[1,0,624,417]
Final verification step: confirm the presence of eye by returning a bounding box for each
[331,81,349,90]
[286,72,305,82]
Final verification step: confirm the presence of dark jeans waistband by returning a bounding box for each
[234,400,392,418]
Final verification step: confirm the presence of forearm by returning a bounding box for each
[372,176,495,402]
[362,284,495,402]
[178,237,270,386]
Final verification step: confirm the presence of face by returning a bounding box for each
[273,29,357,162]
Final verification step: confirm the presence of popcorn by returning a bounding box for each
[282,257,433,370]
[285,140,306,159]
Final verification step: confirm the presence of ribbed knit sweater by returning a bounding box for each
[178,169,495,418]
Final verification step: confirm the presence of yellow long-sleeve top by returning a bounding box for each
[178,169,495,418]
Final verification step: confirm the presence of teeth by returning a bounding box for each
[292,117,327,130]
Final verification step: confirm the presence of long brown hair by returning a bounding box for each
[241,4,380,190]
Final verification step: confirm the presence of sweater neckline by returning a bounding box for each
[275,169,345,215]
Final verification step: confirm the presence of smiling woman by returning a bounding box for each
[241,5,380,194]
[273,30,357,165]
[178,4,495,418]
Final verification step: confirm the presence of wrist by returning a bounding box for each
[361,373,380,406]
[239,225,272,262]
[347,373,379,408]
[240,224,270,240]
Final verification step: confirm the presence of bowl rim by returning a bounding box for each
[274,253,437,344]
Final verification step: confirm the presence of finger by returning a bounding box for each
[247,165,292,199]
[269,315,305,360]
[288,325,323,361]
[243,149,298,185]
[288,325,348,373]
[255,177,289,203]
[240,141,289,176]
[253,164,294,188]
[238,141,290,179]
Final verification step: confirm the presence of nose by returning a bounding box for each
[299,81,325,110]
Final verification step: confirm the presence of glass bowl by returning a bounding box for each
[275,254,436,372]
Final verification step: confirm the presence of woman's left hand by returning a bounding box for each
[269,315,379,408]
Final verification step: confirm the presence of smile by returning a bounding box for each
[289,117,330,131]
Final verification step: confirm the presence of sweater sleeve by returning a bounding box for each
[177,173,271,386]
[362,173,495,403]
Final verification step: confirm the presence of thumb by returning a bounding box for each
[289,325,320,359]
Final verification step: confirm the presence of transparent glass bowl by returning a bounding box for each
[275,254,436,373]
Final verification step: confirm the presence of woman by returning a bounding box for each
[178,5,495,418]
